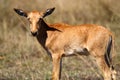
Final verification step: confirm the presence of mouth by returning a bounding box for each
[31,32,37,36]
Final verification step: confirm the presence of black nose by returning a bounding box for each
[31,32,37,36]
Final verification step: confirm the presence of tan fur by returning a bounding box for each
[14,8,116,80]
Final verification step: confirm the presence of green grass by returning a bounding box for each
[0,0,120,80]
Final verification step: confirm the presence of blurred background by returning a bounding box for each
[0,0,120,80]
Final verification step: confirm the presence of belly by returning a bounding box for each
[63,46,89,57]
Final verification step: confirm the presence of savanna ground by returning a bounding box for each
[0,0,120,80]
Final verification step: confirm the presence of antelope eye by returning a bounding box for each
[27,18,30,20]
[27,18,32,24]
[39,18,42,21]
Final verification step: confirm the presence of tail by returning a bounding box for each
[105,36,116,80]
[104,36,114,69]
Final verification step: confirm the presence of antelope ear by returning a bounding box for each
[14,8,27,17]
[42,7,55,18]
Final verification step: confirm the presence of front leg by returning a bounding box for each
[52,53,62,80]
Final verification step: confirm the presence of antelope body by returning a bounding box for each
[14,7,116,80]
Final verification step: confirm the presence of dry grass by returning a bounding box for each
[0,0,120,80]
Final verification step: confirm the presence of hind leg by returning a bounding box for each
[95,56,116,80]
[110,66,116,80]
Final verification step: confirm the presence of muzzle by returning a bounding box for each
[31,31,38,36]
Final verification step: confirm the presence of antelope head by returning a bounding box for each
[14,7,55,36]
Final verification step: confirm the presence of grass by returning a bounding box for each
[0,0,120,80]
